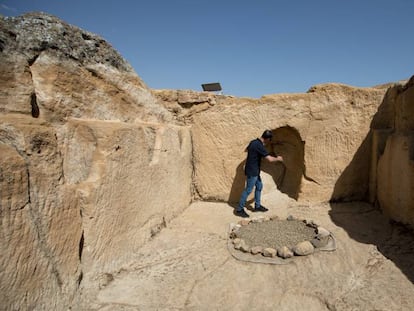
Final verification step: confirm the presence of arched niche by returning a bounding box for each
[262,126,304,200]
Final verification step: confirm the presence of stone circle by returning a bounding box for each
[228,215,336,262]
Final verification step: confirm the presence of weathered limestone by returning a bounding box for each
[181,84,388,203]
[152,89,220,124]
[0,13,170,124]
[370,78,414,226]
[0,115,83,310]
[63,120,193,276]
[0,13,192,310]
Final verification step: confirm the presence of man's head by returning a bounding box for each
[262,130,273,140]
[261,130,273,142]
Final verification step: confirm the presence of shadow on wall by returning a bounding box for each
[228,126,304,203]
[330,80,398,203]
[330,133,373,202]
[329,84,414,283]
[228,160,247,204]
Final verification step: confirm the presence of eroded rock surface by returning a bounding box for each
[187,84,388,203]
[0,13,191,310]
[372,77,414,225]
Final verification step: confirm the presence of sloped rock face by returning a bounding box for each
[0,12,171,123]
[0,13,192,310]
[0,12,133,71]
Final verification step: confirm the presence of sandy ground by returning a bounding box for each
[86,192,414,311]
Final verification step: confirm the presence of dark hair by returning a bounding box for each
[261,130,273,140]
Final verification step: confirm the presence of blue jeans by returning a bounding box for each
[237,175,263,211]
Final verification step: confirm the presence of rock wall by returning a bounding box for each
[154,79,414,227]
[0,13,192,310]
[0,116,83,310]
[63,120,192,273]
[370,77,414,226]
[154,85,387,204]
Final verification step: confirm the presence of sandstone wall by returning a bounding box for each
[157,80,413,229]
[155,86,386,204]
[0,116,83,310]
[63,119,192,275]
[370,78,414,226]
[0,13,192,310]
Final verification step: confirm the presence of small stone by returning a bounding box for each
[262,247,277,257]
[239,240,250,253]
[232,238,241,245]
[311,235,330,248]
[270,215,279,220]
[238,219,250,226]
[250,246,263,255]
[230,223,241,231]
[277,246,294,259]
[251,216,265,223]
[229,224,242,238]
[287,215,295,221]
[234,239,249,252]
[293,241,314,256]
[316,226,330,237]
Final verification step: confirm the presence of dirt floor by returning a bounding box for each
[86,191,414,311]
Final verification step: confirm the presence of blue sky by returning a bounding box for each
[1,0,413,98]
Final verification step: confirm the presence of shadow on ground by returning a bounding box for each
[329,202,414,283]
[330,86,414,283]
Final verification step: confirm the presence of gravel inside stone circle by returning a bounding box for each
[236,219,316,249]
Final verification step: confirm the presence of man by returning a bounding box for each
[235,130,283,218]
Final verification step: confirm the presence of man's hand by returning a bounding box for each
[265,154,283,163]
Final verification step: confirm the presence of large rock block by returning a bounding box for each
[377,135,414,224]
[0,116,83,310]
[372,78,414,226]
[62,119,193,276]
[0,12,189,310]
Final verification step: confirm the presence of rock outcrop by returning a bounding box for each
[370,77,414,225]
[0,13,192,310]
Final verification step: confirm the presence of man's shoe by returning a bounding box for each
[234,209,250,218]
[253,205,268,212]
